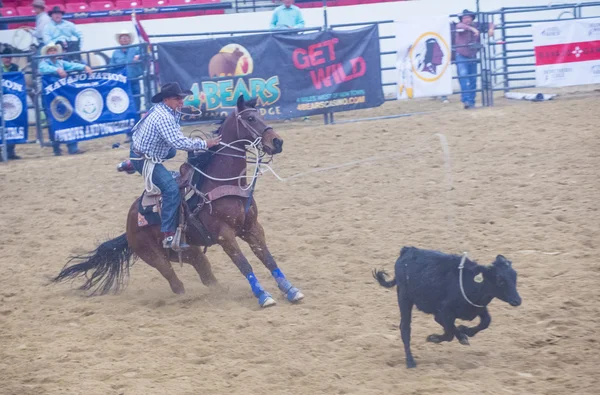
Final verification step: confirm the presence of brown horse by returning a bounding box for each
[53,95,303,308]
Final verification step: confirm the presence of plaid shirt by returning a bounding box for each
[131,102,207,159]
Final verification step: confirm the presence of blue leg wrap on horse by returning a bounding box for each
[272,268,300,302]
[246,273,271,301]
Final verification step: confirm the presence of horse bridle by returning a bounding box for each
[235,107,273,141]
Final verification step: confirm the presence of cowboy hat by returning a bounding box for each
[32,0,46,9]
[115,30,134,43]
[41,43,62,56]
[459,9,477,21]
[48,6,65,16]
[151,82,192,103]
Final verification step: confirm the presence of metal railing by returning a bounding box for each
[485,2,600,95]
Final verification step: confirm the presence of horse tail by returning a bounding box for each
[372,269,397,289]
[52,233,135,296]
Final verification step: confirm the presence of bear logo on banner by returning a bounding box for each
[75,88,103,122]
[2,94,23,121]
[106,87,130,115]
[50,96,74,122]
[208,45,253,78]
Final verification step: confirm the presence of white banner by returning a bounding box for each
[396,16,453,99]
[533,18,600,88]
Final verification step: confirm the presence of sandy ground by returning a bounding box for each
[1,88,599,395]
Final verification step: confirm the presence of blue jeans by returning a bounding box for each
[456,54,478,106]
[49,127,79,155]
[52,141,79,155]
[130,148,179,234]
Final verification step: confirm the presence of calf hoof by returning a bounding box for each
[406,359,417,369]
[426,334,443,344]
[170,282,186,295]
[457,325,473,337]
[258,292,276,308]
[457,335,470,346]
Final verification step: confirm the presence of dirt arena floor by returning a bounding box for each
[1,88,599,395]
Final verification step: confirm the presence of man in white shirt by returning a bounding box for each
[27,0,51,47]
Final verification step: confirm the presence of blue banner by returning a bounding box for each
[42,67,137,143]
[1,72,28,144]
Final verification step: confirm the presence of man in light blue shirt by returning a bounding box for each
[43,6,84,60]
[269,0,305,30]
[111,30,143,141]
[39,44,91,156]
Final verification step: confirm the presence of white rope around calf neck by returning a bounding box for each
[458,252,485,308]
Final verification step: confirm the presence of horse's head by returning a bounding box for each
[234,95,283,155]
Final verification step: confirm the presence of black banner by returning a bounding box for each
[157,25,384,121]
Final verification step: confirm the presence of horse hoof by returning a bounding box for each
[287,288,304,303]
[259,292,276,308]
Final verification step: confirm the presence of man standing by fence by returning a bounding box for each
[269,0,305,30]
[454,9,494,109]
[39,44,91,156]
[110,30,143,142]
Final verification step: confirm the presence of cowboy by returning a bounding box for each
[454,9,494,109]
[110,29,143,142]
[39,43,92,156]
[43,6,84,61]
[25,0,51,47]
[126,82,221,250]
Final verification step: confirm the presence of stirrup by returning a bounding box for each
[162,236,190,251]
[164,228,189,252]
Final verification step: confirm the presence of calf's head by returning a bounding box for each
[486,255,521,307]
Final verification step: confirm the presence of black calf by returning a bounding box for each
[373,246,521,368]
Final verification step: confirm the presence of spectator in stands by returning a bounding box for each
[269,0,305,30]
[2,48,19,72]
[43,6,84,60]
[110,30,142,142]
[39,44,91,156]
[455,9,494,109]
[28,0,52,47]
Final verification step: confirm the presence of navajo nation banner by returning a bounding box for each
[396,16,453,99]
[1,72,28,144]
[157,26,384,121]
[534,18,600,87]
[42,68,137,143]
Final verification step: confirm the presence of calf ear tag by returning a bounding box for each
[474,273,484,283]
